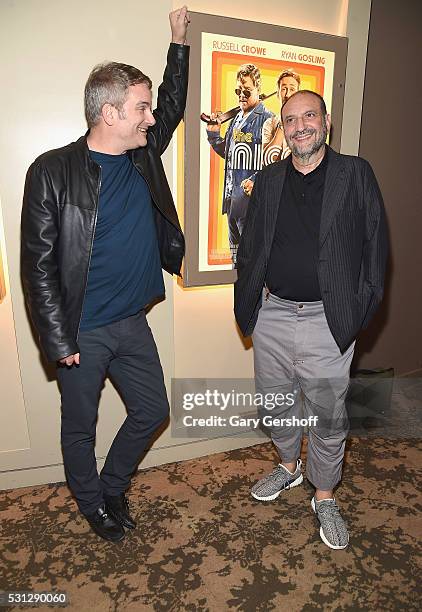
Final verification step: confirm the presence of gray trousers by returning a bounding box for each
[252,292,355,490]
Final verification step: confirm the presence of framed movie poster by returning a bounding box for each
[181,12,347,287]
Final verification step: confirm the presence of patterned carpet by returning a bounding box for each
[0,438,421,611]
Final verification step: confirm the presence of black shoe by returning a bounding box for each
[85,504,125,542]
[104,493,137,529]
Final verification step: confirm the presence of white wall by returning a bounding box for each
[0,0,371,488]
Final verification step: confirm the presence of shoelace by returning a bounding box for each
[269,466,294,481]
[316,501,342,520]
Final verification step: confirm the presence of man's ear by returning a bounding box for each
[101,103,115,126]
[325,113,331,133]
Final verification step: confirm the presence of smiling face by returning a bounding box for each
[236,76,260,113]
[278,75,299,104]
[113,82,156,151]
[282,92,330,161]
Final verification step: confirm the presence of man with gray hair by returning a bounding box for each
[21,7,189,542]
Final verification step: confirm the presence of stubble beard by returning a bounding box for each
[287,123,328,162]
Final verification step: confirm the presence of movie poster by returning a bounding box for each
[198,32,335,272]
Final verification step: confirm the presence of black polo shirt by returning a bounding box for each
[265,148,329,301]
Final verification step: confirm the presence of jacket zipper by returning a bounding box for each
[76,166,102,339]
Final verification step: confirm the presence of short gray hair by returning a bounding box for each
[84,62,152,128]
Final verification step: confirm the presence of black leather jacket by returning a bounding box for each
[21,43,189,362]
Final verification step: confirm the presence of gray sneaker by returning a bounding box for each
[311,497,349,549]
[251,459,303,501]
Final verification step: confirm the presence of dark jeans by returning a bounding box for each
[56,311,169,516]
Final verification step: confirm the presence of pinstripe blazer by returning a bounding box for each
[234,146,388,353]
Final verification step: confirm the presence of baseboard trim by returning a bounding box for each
[0,433,266,491]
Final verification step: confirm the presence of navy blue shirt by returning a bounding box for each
[79,151,164,331]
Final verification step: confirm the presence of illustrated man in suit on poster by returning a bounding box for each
[206,64,273,265]
[234,90,388,549]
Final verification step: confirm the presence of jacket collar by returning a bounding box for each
[319,146,347,247]
[251,101,267,116]
[264,158,289,261]
[77,131,149,181]
[74,133,101,177]
[236,101,267,127]
[264,145,346,257]
[71,135,101,209]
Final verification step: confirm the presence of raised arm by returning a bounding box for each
[150,6,190,155]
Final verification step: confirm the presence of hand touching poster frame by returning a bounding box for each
[182,12,347,287]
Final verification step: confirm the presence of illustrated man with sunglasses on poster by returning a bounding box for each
[206,64,273,265]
